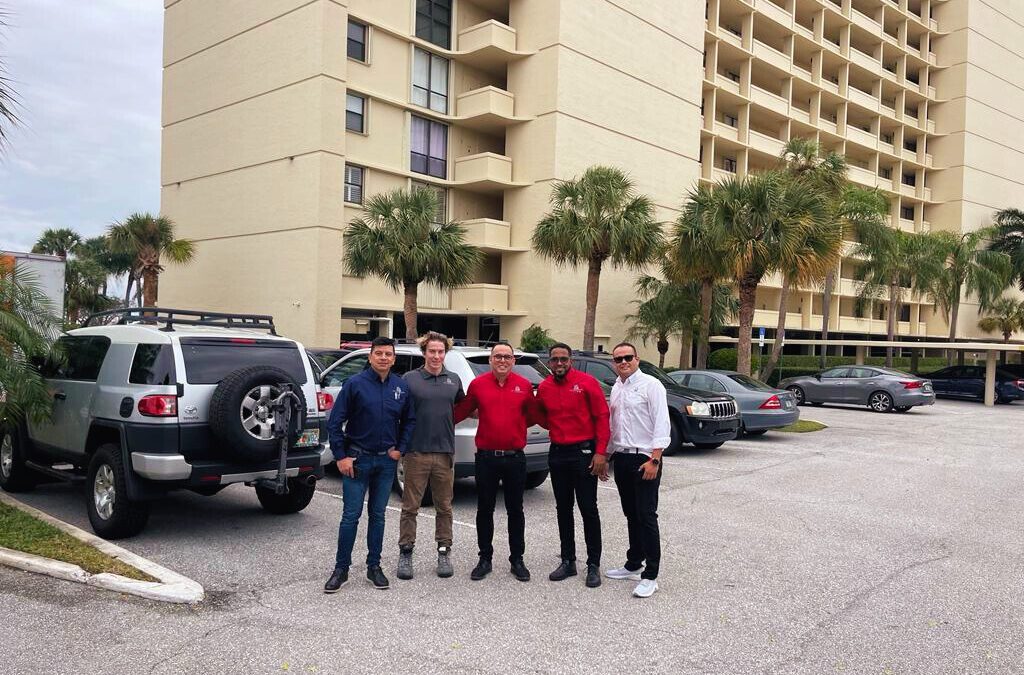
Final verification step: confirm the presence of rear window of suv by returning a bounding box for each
[179,338,307,385]
[130,344,177,385]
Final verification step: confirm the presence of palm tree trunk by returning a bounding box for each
[582,256,603,351]
[679,331,693,369]
[142,268,159,307]
[886,280,898,368]
[760,277,791,383]
[123,269,135,307]
[695,279,713,369]
[736,274,759,376]
[946,296,960,366]
[819,271,835,369]
[403,282,419,340]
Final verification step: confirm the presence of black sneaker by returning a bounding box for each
[367,565,390,590]
[510,558,531,582]
[585,564,601,588]
[470,557,492,581]
[548,560,577,581]
[324,568,348,594]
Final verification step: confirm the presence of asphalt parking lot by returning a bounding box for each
[4,398,1024,674]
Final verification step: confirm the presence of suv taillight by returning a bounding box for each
[900,380,923,389]
[317,391,334,411]
[1015,380,1024,390]
[138,394,178,417]
[759,395,781,409]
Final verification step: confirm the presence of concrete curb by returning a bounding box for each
[0,493,204,604]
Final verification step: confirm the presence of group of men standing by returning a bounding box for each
[323,333,669,599]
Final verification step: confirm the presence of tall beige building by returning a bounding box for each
[159,0,1023,352]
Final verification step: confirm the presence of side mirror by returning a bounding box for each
[815,373,822,380]
[603,377,616,386]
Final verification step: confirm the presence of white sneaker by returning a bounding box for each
[605,566,642,581]
[633,579,658,598]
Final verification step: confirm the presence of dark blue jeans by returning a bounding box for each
[335,454,398,571]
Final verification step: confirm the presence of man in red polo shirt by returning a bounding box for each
[454,342,537,583]
[534,342,610,589]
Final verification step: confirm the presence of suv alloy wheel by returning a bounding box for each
[0,427,37,492]
[86,444,150,539]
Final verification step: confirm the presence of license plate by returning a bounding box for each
[923,384,933,393]
[295,429,320,447]
[783,400,794,409]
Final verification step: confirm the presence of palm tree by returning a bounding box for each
[344,188,483,339]
[76,236,134,298]
[854,227,945,367]
[532,166,664,351]
[0,5,19,152]
[629,276,698,368]
[31,228,82,259]
[931,228,1011,363]
[108,213,195,308]
[977,296,1024,345]
[0,264,62,425]
[666,184,734,368]
[987,208,1024,290]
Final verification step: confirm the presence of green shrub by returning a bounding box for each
[707,348,761,372]
[519,323,556,353]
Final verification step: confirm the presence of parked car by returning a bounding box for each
[923,365,1024,403]
[306,348,350,376]
[318,346,551,497]
[0,308,333,539]
[570,353,740,452]
[669,370,799,435]
[780,366,935,412]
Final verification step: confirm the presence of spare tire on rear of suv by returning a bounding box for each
[208,365,307,463]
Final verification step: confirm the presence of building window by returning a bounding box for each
[902,172,916,187]
[415,0,451,49]
[411,116,447,178]
[879,167,892,179]
[412,48,449,113]
[347,20,367,62]
[722,157,737,172]
[346,93,365,133]
[412,181,447,226]
[345,165,364,204]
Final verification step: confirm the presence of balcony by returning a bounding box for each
[718,25,744,49]
[451,283,509,314]
[821,78,839,94]
[750,85,788,115]
[848,164,877,187]
[454,20,531,75]
[818,117,838,134]
[924,152,933,167]
[754,0,791,27]
[898,218,915,232]
[753,309,803,330]
[847,86,878,111]
[927,119,936,133]
[920,220,931,233]
[877,174,894,190]
[822,38,841,55]
[928,52,937,66]
[752,39,790,70]
[460,219,526,253]
[454,87,530,133]
[453,152,528,193]
[837,279,861,297]
[790,106,810,123]
[917,185,932,201]
[846,126,877,149]
[716,72,741,95]
[418,284,451,310]
[850,8,879,32]
[713,167,737,182]
[899,183,916,198]
[838,316,872,332]
[714,120,740,142]
[849,48,880,73]
[794,23,814,40]
[901,148,917,162]
[748,129,785,155]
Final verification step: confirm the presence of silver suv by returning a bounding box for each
[319,346,551,498]
[0,308,332,538]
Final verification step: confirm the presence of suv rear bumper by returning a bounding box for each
[131,445,333,483]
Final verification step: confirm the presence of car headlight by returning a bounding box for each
[686,401,712,417]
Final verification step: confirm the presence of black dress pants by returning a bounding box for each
[612,452,661,580]
[474,451,526,562]
[549,443,601,566]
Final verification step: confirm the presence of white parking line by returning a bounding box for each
[314,489,477,529]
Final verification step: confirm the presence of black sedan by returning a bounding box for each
[924,365,1024,403]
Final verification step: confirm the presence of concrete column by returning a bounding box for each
[855,345,866,365]
[984,350,997,407]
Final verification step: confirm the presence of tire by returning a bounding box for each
[393,458,434,507]
[255,479,316,514]
[786,386,805,406]
[208,366,307,463]
[868,390,894,413]
[744,429,768,437]
[524,470,549,489]
[86,444,150,539]
[0,427,38,493]
[663,417,684,457]
[809,402,824,407]
[693,442,724,450]
[894,406,912,413]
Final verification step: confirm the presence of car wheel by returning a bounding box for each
[744,429,768,437]
[664,417,684,457]
[392,458,434,507]
[894,406,912,413]
[868,391,894,413]
[524,470,549,489]
[86,444,150,539]
[0,427,38,493]
[693,442,724,450]
[255,479,316,514]
[786,385,805,406]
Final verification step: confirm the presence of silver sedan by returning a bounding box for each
[669,369,799,436]
[779,366,935,413]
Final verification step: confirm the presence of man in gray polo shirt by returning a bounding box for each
[398,331,465,580]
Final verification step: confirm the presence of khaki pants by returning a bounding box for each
[399,452,455,549]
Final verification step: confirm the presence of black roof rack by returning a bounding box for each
[83,307,277,335]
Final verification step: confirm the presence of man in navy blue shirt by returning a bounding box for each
[324,337,415,593]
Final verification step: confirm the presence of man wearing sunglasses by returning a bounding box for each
[534,343,610,588]
[606,342,669,598]
[454,342,538,582]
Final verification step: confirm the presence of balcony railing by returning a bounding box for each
[460,218,525,253]
[455,86,528,132]
[714,120,740,142]
[750,84,788,115]
[453,152,524,192]
[748,129,786,155]
[455,20,530,74]
[752,39,790,70]
[451,283,509,313]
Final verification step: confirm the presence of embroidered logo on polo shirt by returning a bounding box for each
[393,387,403,400]
[572,384,582,393]
[514,385,523,393]
[445,377,454,385]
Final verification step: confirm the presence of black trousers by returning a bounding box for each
[612,452,662,580]
[549,443,601,566]
[475,451,526,562]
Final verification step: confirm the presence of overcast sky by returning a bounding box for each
[0,0,162,253]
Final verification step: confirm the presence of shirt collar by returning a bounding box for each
[418,365,450,379]
[621,370,643,386]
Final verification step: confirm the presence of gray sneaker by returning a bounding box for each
[397,547,414,580]
[436,546,453,578]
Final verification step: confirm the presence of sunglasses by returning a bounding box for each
[612,354,636,364]
[548,356,570,363]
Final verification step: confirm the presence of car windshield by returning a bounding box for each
[310,350,348,371]
[727,373,774,391]
[637,360,678,387]
[466,355,551,386]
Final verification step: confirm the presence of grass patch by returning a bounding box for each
[776,420,827,433]
[0,502,156,582]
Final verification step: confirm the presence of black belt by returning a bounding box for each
[477,449,524,457]
[551,440,595,452]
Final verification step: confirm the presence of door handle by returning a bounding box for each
[53,391,66,401]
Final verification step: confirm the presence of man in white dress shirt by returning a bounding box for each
[605,341,670,598]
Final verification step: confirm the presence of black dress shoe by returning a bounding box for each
[470,557,492,581]
[367,565,390,590]
[324,569,348,593]
[510,558,531,582]
[585,564,601,588]
[548,560,577,581]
